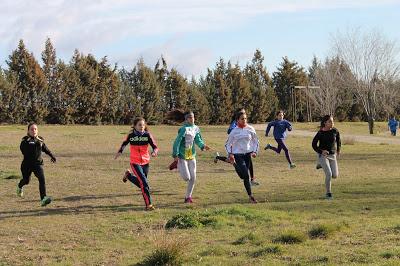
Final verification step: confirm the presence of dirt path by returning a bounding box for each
[252,124,400,145]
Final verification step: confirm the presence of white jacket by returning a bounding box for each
[225,124,259,154]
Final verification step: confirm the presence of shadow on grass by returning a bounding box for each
[0,203,145,219]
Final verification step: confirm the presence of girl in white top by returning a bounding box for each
[225,111,259,203]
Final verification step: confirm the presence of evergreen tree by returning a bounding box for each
[154,56,169,113]
[272,56,307,121]
[186,77,211,124]
[226,63,252,112]
[7,39,48,123]
[0,68,18,123]
[244,49,277,122]
[167,68,188,110]
[41,38,60,123]
[207,58,232,124]
[131,59,163,124]
[118,68,139,124]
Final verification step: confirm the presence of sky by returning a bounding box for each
[0,0,399,77]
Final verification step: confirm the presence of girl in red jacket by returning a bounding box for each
[115,117,159,211]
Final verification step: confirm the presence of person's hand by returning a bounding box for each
[203,145,210,151]
[51,156,56,163]
[229,154,235,164]
[114,152,121,159]
[174,157,179,162]
[251,152,257,158]
[321,150,329,156]
[336,151,340,157]
[151,151,158,157]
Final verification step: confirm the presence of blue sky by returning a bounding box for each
[0,0,399,77]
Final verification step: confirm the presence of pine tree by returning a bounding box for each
[167,68,188,110]
[272,56,307,121]
[207,58,232,124]
[227,63,252,112]
[244,49,277,122]
[187,77,211,124]
[154,56,169,113]
[41,38,60,123]
[7,40,48,123]
[131,59,163,124]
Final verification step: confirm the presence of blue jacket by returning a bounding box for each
[227,121,237,134]
[266,119,292,139]
[388,118,398,131]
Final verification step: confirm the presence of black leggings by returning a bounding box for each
[233,153,252,196]
[19,163,46,200]
[216,155,254,179]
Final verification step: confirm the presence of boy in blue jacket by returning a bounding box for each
[388,115,399,136]
[265,110,296,169]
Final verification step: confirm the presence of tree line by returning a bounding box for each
[1,30,399,132]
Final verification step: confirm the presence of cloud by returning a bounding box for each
[112,34,213,77]
[0,0,398,74]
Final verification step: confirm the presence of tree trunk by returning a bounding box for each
[368,115,374,134]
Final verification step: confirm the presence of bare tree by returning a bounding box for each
[332,27,400,134]
[307,57,352,116]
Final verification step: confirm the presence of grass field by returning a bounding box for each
[0,123,399,265]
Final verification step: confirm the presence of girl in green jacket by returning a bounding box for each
[168,110,210,203]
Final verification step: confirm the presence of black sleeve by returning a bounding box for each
[312,132,321,154]
[336,130,341,153]
[42,142,55,159]
[148,132,158,152]
[118,134,130,153]
[20,139,26,155]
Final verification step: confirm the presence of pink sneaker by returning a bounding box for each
[184,197,193,203]
[249,196,257,204]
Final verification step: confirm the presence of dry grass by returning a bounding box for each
[0,124,399,265]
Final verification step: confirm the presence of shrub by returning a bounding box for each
[308,224,336,239]
[139,243,184,266]
[233,232,261,245]
[252,245,283,257]
[273,231,306,244]
[165,213,203,229]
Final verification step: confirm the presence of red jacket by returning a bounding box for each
[118,130,158,165]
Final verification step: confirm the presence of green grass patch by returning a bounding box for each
[138,239,185,266]
[380,250,400,259]
[165,212,218,229]
[273,231,306,244]
[251,245,283,257]
[199,246,228,257]
[308,224,338,239]
[233,232,262,245]
[166,207,268,229]
[309,255,329,263]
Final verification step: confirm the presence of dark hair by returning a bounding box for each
[231,107,246,122]
[166,109,194,123]
[235,111,246,121]
[276,110,285,116]
[132,117,148,131]
[320,115,332,129]
[27,122,37,130]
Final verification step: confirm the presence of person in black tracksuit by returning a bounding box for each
[17,123,56,206]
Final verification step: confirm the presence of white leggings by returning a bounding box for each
[178,158,197,198]
[318,154,339,193]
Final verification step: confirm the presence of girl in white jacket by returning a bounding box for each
[225,111,259,203]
